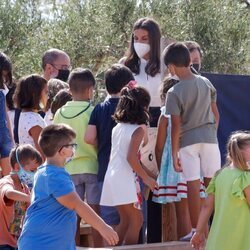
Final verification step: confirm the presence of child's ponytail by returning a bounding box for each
[227,131,250,171]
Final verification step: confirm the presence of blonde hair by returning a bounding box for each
[226,131,250,171]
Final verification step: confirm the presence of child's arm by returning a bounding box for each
[155,115,168,170]
[56,191,118,246]
[29,126,45,161]
[190,194,215,248]
[211,102,220,128]
[244,186,250,207]
[127,127,157,191]
[5,188,30,203]
[84,125,98,146]
[171,115,182,172]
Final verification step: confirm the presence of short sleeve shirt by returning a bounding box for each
[165,75,217,148]
[0,176,29,247]
[18,165,77,250]
[88,98,119,181]
[18,112,46,147]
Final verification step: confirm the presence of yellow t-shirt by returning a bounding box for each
[53,101,98,175]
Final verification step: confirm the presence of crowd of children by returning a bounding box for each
[0,17,249,250]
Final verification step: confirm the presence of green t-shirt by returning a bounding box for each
[53,101,98,175]
[165,74,218,148]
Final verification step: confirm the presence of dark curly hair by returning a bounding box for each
[113,86,150,125]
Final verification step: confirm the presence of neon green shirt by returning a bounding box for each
[53,101,98,175]
[205,167,250,250]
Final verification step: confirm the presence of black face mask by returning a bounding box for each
[56,69,70,82]
[192,63,200,73]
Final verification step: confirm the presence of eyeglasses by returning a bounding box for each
[51,64,72,71]
[59,143,77,152]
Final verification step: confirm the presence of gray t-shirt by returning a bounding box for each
[165,74,218,148]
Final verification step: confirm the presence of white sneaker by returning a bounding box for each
[179,230,195,241]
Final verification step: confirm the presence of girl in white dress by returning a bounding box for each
[101,85,157,245]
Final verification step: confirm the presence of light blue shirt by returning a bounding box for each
[18,164,77,250]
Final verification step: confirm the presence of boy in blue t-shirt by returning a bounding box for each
[18,124,118,250]
[85,64,134,227]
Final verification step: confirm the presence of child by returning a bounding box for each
[18,124,118,250]
[153,76,206,238]
[44,78,69,125]
[50,89,72,119]
[191,131,250,250]
[0,144,42,249]
[84,64,134,228]
[13,74,48,158]
[53,68,100,246]
[0,52,14,176]
[163,42,221,235]
[100,86,157,245]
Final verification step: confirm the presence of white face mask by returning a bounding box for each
[134,43,150,59]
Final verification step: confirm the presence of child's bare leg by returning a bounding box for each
[90,204,103,247]
[0,157,11,176]
[116,205,130,245]
[175,199,192,238]
[123,204,143,245]
[187,179,201,228]
[204,177,211,188]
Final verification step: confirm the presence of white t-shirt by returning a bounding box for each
[18,112,46,146]
[134,58,161,107]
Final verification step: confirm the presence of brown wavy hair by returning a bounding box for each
[14,74,47,110]
[113,86,150,125]
[124,17,161,77]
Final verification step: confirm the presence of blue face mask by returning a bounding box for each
[11,150,35,189]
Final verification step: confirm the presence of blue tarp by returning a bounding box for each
[202,73,250,164]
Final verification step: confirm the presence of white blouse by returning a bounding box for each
[134,58,161,107]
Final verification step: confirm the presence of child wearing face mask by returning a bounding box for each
[13,74,48,160]
[53,68,101,247]
[18,124,119,250]
[0,144,42,249]
[0,52,14,176]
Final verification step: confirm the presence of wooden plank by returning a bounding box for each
[76,241,192,250]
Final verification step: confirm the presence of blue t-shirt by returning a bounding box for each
[88,97,119,181]
[18,164,77,250]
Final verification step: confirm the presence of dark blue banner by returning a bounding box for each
[202,73,250,164]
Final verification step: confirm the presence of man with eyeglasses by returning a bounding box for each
[42,48,71,82]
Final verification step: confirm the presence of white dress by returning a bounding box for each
[100,123,140,206]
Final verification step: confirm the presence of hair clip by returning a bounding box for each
[127,80,137,90]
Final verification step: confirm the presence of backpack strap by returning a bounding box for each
[14,109,21,144]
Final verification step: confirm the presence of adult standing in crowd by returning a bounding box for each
[185,41,202,73]
[42,48,71,82]
[120,17,162,243]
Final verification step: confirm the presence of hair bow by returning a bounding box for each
[127,80,137,90]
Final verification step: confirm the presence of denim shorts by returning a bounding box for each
[0,128,13,158]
